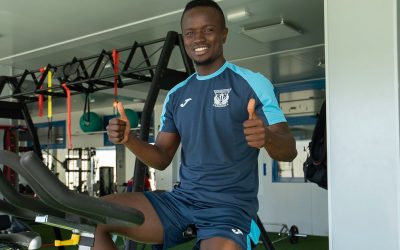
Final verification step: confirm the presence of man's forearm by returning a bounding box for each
[123,133,172,170]
[264,129,297,162]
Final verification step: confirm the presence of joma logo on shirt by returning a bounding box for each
[180,98,192,107]
[231,228,244,235]
[213,88,231,108]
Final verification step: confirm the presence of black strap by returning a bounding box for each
[83,92,91,125]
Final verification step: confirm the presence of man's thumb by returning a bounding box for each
[247,98,256,119]
[116,101,128,121]
[115,101,130,143]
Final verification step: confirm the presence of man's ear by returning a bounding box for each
[222,27,228,43]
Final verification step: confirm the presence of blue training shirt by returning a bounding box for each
[159,61,286,218]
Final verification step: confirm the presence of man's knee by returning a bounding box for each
[200,237,242,250]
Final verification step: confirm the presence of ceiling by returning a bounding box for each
[0,0,325,113]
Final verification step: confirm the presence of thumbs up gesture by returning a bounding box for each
[106,101,131,144]
[243,98,267,148]
[247,98,256,119]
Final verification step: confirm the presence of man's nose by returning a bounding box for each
[193,31,205,42]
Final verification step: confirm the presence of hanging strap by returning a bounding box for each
[47,69,53,120]
[112,49,119,113]
[61,83,73,149]
[38,67,45,117]
[83,92,91,126]
[38,91,44,117]
[45,68,54,146]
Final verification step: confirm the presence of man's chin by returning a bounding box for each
[194,58,213,66]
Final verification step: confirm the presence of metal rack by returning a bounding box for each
[0,30,195,192]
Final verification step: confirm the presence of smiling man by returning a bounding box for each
[180,2,227,72]
[94,1,297,250]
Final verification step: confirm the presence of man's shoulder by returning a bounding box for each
[226,62,268,81]
[167,73,196,96]
[228,63,271,88]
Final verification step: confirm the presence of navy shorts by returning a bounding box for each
[143,191,260,250]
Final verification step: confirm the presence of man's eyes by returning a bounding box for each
[184,28,214,37]
[185,31,194,37]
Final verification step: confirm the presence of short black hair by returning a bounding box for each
[181,0,226,28]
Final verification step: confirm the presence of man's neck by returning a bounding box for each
[196,58,226,76]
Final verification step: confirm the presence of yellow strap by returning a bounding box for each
[47,70,52,118]
[54,234,80,246]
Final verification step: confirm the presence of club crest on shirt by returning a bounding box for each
[213,88,231,108]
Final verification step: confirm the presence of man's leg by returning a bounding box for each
[200,237,242,250]
[93,192,163,250]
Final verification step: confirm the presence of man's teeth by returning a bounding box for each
[195,47,207,52]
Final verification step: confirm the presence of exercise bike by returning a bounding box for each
[0,213,41,250]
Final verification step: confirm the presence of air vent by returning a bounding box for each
[241,19,302,43]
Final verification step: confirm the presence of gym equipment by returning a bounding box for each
[289,225,301,244]
[0,98,46,249]
[0,214,42,250]
[257,217,276,250]
[0,31,194,193]
[0,231,41,250]
[99,166,114,196]
[64,147,96,193]
[0,150,145,249]
[124,109,139,128]
[0,100,42,157]
[265,223,307,244]
[79,112,103,132]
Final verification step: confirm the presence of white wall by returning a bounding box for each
[257,149,329,236]
[325,0,400,249]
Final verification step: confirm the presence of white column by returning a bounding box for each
[325,0,400,249]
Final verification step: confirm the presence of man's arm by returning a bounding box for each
[106,102,180,170]
[244,98,297,162]
[243,119,297,162]
[263,122,297,161]
[123,131,180,170]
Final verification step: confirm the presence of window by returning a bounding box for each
[65,147,96,193]
[273,121,315,182]
[272,79,325,183]
[32,120,66,149]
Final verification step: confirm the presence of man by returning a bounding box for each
[95,0,297,249]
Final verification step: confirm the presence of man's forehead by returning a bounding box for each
[181,6,224,28]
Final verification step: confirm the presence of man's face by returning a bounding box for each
[181,6,228,67]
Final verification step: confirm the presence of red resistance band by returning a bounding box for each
[38,67,45,117]
[112,49,119,102]
[38,91,44,117]
[61,83,72,149]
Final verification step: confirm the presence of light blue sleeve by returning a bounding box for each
[249,73,286,125]
[229,63,286,125]
[159,92,178,133]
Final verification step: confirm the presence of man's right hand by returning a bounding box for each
[106,102,131,144]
